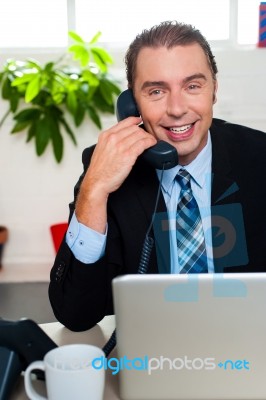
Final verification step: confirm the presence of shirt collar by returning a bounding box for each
[157,131,212,194]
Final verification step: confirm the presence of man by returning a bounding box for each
[49,21,266,331]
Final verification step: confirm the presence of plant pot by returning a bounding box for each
[50,223,68,254]
[0,226,8,268]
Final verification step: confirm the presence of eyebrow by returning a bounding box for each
[141,73,207,91]
[141,81,166,90]
[183,73,207,84]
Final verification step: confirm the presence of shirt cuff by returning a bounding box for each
[66,211,107,263]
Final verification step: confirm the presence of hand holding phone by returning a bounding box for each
[75,114,156,232]
[116,89,178,170]
[76,89,178,233]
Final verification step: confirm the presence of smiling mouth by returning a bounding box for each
[168,123,193,134]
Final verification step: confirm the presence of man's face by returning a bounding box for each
[133,43,218,165]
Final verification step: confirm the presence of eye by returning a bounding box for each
[149,89,163,96]
[188,84,200,90]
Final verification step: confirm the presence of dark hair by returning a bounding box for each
[125,20,218,88]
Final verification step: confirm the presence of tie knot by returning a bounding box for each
[176,169,191,191]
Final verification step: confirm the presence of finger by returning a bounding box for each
[113,116,142,129]
[97,124,146,153]
[113,128,156,155]
[99,116,143,140]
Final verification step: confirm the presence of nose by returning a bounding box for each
[166,91,188,118]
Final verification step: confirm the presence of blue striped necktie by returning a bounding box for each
[176,169,208,274]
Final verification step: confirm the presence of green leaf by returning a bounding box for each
[91,47,113,64]
[11,120,32,133]
[68,44,85,55]
[66,91,78,114]
[60,117,77,145]
[87,106,101,129]
[10,93,20,113]
[87,85,98,102]
[74,104,85,127]
[91,50,107,73]
[97,79,121,109]
[99,80,113,105]
[44,62,54,72]
[11,73,37,87]
[14,108,41,122]
[103,78,121,95]
[89,31,102,44]
[68,31,84,43]
[26,59,41,69]
[15,83,27,95]
[35,116,51,155]
[51,123,63,162]
[81,70,99,86]
[93,92,114,113]
[2,77,12,99]
[49,105,63,119]
[80,53,90,67]
[25,75,41,102]
[26,121,37,142]
[51,91,65,105]
[68,44,90,66]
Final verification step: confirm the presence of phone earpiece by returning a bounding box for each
[116,89,139,121]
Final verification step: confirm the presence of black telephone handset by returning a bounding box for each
[116,89,178,170]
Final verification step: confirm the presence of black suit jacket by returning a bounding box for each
[49,119,266,331]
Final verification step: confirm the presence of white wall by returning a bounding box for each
[0,103,113,265]
[214,48,266,131]
[0,47,265,267]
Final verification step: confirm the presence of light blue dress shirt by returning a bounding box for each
[66,132,214,272]
[156,132,214,273]
[66,212,107,264]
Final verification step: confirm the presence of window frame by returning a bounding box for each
[0,0,257,54]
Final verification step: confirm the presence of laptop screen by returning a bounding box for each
[112,273,266,400]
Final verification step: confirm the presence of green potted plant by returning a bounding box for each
[0,32,121,162]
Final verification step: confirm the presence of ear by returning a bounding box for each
[213,80,218,104]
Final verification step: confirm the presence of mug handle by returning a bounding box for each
[24,361,47,400]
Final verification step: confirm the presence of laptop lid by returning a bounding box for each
[112,273,266,400]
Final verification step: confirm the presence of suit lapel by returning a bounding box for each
[210,123,243,272]
[211,128,237,206]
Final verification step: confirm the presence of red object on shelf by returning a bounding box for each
[50,223,68,253]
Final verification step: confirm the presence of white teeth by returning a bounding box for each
[169,124,192,133]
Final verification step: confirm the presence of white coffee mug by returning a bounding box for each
[24,344,105,400]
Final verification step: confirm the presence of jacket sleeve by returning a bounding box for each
[48,146,124,331]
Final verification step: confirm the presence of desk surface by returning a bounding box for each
[11,316,120,400]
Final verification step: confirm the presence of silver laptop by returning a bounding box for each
[112,273,266,400]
